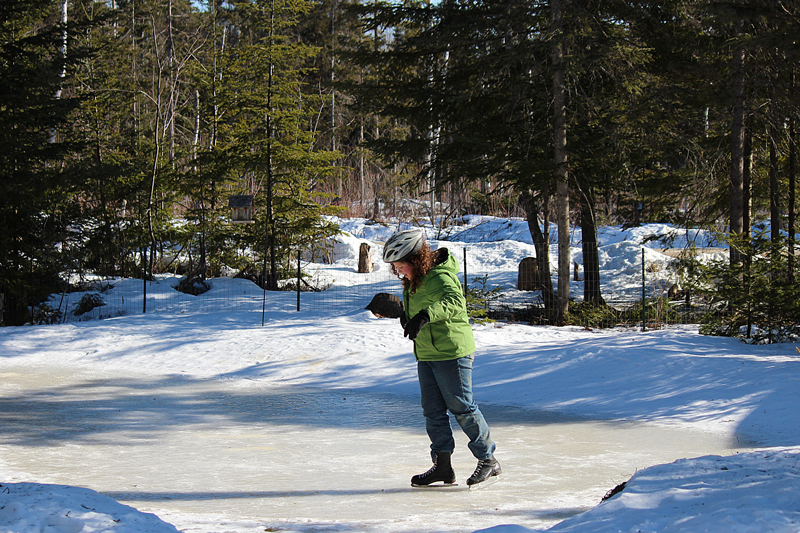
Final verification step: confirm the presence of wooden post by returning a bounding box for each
[358,243,373,273]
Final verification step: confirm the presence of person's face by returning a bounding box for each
[392,261,414,281]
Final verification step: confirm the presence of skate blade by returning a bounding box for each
[467,474,500,491]
[411,482,462,490]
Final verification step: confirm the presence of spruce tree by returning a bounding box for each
[0,0,86,324]
[203,0,340,288]
[348,0,658,318]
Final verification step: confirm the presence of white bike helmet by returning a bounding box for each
[383,228,425,263]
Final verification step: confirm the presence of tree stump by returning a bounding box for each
[518,257,540,291]
[358,242,373,273]
[573,261,582,281]
[176,266,210,295]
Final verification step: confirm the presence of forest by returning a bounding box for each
[1,0,798,330]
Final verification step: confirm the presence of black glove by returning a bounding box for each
[404,310,430,340]
[400,314,408,329]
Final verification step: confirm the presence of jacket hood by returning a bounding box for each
[431,248,459,274]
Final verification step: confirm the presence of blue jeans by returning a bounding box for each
[417,355,496,460]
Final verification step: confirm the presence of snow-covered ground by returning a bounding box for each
[2,216,800,533]
[50,216,725,324]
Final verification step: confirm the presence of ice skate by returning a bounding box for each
[411,452,456,487]
[466,457,501,487]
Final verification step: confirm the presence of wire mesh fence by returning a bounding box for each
[44,238,719,331]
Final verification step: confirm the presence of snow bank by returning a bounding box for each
[509,447,800,533]
[0,483,179,533]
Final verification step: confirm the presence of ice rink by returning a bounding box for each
[0,365,752,533]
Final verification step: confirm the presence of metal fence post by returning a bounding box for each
[142,248,147,314]
[641,247,646,332]
[297,250,301,312]
[463,247,468,295]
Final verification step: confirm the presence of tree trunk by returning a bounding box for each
[769,97,780,243]
[552,0,570,324]
[359,120,365,213]
[49,0,68,144]
[265,0,278,290]
[730,21,746,266]
[147,141,159,283]
[331,0,338,197]
[580,191,603,304]
[789,73,797,281]
[769,129,780,243]
[519,190,556,317]
[744,129,751,239]
[166,0,176,163]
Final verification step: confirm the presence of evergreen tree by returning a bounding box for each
[348,0,658,318]
[698,232,800,342]
[563,1,665,304]
[67,0,147,278]
[64,0,342,285]
[0,0,87,324]
[348,0,558,311]
[205,0,341,288]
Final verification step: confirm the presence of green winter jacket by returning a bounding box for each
[403,248,476,361]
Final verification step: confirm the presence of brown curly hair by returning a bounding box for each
[390,242,436,294]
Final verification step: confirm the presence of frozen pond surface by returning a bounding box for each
[0,366,754,533]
